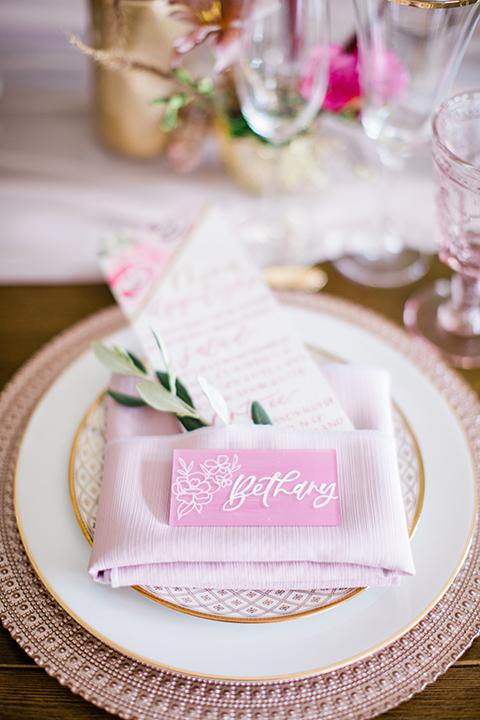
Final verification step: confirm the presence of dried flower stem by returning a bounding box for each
[67,33,174,83]
[112,0,126,39]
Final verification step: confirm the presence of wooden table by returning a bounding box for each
[1,260,479,719]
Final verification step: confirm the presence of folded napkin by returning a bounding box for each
[88,365,415,589]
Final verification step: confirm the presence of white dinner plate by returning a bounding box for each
[14,299,477,681]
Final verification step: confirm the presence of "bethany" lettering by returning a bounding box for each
[222,471,337,512]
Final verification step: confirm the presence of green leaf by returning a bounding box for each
[155,372,208,431]
[136,380,200,418]
[197,375,230,425]
[114,346,129,360]
[227,113,268,143]
[163,95,188,130]
[251,401,272,425]
[107,389,147,407]
[197,76,214,96]
[91,341,148,379]
[126,351,148,374]
[163,107,179,131]
[178,416,209,431]
[156,371,194,408]
[151,97,170,105]
[174,68,194,86]
[151,329,177,395]
[168,94,188,111]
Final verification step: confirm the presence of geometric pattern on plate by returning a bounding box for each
[70,352,423,622]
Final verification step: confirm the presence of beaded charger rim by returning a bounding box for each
[0,293,479,720]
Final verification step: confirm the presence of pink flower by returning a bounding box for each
[167,0,244,72]
[299,44,360,113]
[325,45,361,112]
[299,43,409,114]
[106,246,173,301]
[369,50,409,105]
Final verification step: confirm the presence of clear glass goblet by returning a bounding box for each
[404,91,480,368]
[334,0,480,288]
[234,0,329,266]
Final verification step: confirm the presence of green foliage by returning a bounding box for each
[197,76,214,96]
[156,371,208,430]
[251,401,272,425]
[227,113,268,143]
[162,93,192,130]
[152,72,215,132]
[136,380,201,418]
[93,335,272,432]
[156,371,194,407]
[126,351,148,374]
[173,68,195,87]
[107,389,147,407]
[91,342,149,379]
[197,375,230,425]
[151,329,176,395]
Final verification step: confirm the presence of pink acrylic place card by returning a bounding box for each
[169,449,340,527]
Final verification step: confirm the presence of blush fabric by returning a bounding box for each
[88,365,415,589]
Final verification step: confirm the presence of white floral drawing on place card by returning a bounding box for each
[172,454,241,519]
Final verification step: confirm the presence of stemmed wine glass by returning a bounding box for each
[334,0,480,288]
[404,91,480,368]
[234,0,329,266]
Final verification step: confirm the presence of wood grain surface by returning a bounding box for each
[1,260,479,719]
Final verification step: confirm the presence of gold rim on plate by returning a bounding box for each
[69,348,425,624]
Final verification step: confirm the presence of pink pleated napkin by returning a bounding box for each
[88,365,415,589]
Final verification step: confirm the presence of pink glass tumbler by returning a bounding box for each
[404,91,480,369]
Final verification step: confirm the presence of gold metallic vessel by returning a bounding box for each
[89,0,183,157]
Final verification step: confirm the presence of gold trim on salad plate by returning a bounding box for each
[68,352,425,624]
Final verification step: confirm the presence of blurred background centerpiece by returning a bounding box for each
[82,0,363,188]
[1,0,479,284]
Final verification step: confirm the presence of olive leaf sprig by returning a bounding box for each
[91,331,272,429]
[91,340,210,430]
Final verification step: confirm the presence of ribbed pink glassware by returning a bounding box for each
[405,90,480,367]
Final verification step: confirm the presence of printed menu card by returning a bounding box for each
[101,205,354,431]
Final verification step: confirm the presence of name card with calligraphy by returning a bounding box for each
[169,448,340,527]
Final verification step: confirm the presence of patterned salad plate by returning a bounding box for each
[69,355,423,622]
[1,292,480,720]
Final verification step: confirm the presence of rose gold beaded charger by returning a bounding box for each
[1,293,479,720]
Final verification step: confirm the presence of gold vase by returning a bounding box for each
[89,0,184,157]
[216,122,323,194]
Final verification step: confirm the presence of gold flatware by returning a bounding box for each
[262,265,328,293]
